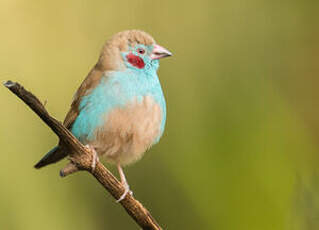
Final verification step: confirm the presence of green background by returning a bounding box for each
[1,0,319,229]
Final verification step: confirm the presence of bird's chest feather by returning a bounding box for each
[71,70,166,155]
[94,95,163,165]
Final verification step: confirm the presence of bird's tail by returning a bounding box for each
[34,146,67,169]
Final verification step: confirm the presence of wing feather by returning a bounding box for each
[63,66,104,129]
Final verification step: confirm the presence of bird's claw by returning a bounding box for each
[91,151,99,172]
[85,145,99,172]
[116,183,133,202]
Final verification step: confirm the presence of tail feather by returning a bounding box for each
[34,146,67,169]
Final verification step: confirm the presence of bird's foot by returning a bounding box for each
[85,145,99,172]
[91,150,99,172]
[116,182,133,202]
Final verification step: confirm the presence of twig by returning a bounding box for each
[3,80,162,230]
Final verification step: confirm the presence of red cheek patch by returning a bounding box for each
[126,53,145,69]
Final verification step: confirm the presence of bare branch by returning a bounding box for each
[4,80,162,230]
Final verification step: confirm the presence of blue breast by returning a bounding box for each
[71,68,166,144]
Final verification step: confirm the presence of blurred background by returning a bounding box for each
[1,0,319,229]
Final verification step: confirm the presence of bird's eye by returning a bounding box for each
[137,48,145,54]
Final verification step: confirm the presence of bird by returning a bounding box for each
[34,30,172,201]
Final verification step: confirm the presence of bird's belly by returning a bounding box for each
[91,95,163,165]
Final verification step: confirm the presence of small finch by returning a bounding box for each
[34,30,172,201]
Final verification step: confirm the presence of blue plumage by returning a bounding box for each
[71,57,166,144]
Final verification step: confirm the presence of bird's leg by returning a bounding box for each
[85,144,99,172]
[116,164,133,202]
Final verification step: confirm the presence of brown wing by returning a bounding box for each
[34,66,104,169]
[63,66,104,129]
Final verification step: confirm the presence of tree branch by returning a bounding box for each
[3,80,162,230]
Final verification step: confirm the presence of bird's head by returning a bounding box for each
[97,30,172,73]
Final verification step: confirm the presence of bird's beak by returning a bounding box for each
[151,44,172,60]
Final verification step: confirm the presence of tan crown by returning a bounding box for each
[96,30,156,71]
